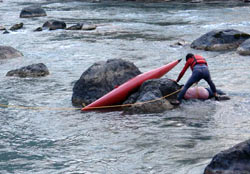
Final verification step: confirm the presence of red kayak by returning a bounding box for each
[82,59,181,111]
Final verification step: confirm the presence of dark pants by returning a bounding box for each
[178,64,216,102]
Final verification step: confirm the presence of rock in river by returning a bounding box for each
[0,46,23,59]
[42,20,66,30]
[72,59,141,107]
[6,63,49,78]
[191,29,250,51]
[204,139,250,174]
[9,23,23,31]
[123,78,180,114]
[237,38,250,56]
[20,6,47,18]
[66,23,97,30]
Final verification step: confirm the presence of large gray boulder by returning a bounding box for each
[0,46,23,59]
[204,139,250,174]
[123,78,180,114]
[237,38,250,56]
[20,7,47,18]
[191,29,250,51]
[42,20,66,30]
[6,63,49,78]
[72,59,141,107]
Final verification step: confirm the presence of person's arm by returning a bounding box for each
[176,61,190,82]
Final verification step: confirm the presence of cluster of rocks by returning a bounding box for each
[72,28,250,113]
[71,58,180,113]
[71,57,250,173]
[1,2,250,173]
[1,6,97,34]
[0,46,49,78]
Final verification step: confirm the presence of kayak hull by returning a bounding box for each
[82,59,181,111]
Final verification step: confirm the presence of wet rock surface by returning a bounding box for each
[20,6,47,18]
[42,20,67,30]
[237,38,250,55]
[191,29,250,51]
[6,63,49,78]
[204,139,250,174]
[72,59,141,107]
[9,23,23,31]
[0,46,23,59]
[123,78,181,114]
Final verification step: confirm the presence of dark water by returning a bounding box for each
[1,0,250,173]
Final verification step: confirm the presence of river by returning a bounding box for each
[1,0,250,173]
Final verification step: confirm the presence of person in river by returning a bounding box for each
[171,53,218,105]
[184,86,229,100]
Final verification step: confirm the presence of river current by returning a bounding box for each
[1,0,250,174]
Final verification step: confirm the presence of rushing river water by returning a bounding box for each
[1,0,250,173]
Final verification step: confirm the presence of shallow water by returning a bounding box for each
[1,0,250,173]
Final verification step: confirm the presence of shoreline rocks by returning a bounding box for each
[0,46,23,59]
[204,139,250,174]
[6,63,49,78]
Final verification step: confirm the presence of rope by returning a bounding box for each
[0,103,81,111]
[0,88,182,111]
[81,88,182,110]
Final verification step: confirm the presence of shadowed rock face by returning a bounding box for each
[0,46,23,59]
[191,29,250,51]
[204,139,250,174]
[72,59,141,107]
[20,7,47,18]
[6,63,49,78]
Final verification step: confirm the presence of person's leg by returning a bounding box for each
[177,69,202,102]
[203,68,216,94]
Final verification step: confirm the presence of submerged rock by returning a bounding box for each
[66,23,83,30]
[204,139,250,174]
[123,78,180,114]
[237,38,250,56]
[34,27,43,32]
[20,6,47,18]
[72,59,141,107]
[9,23,23,31]
[3,30,9,34]
[191,29,250,51]
[6,63,49,77]
[81,24,97,31]
[66,23,97,31]
[42,20,66,30]
[0,26,5,30]
[0,46,23,59]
